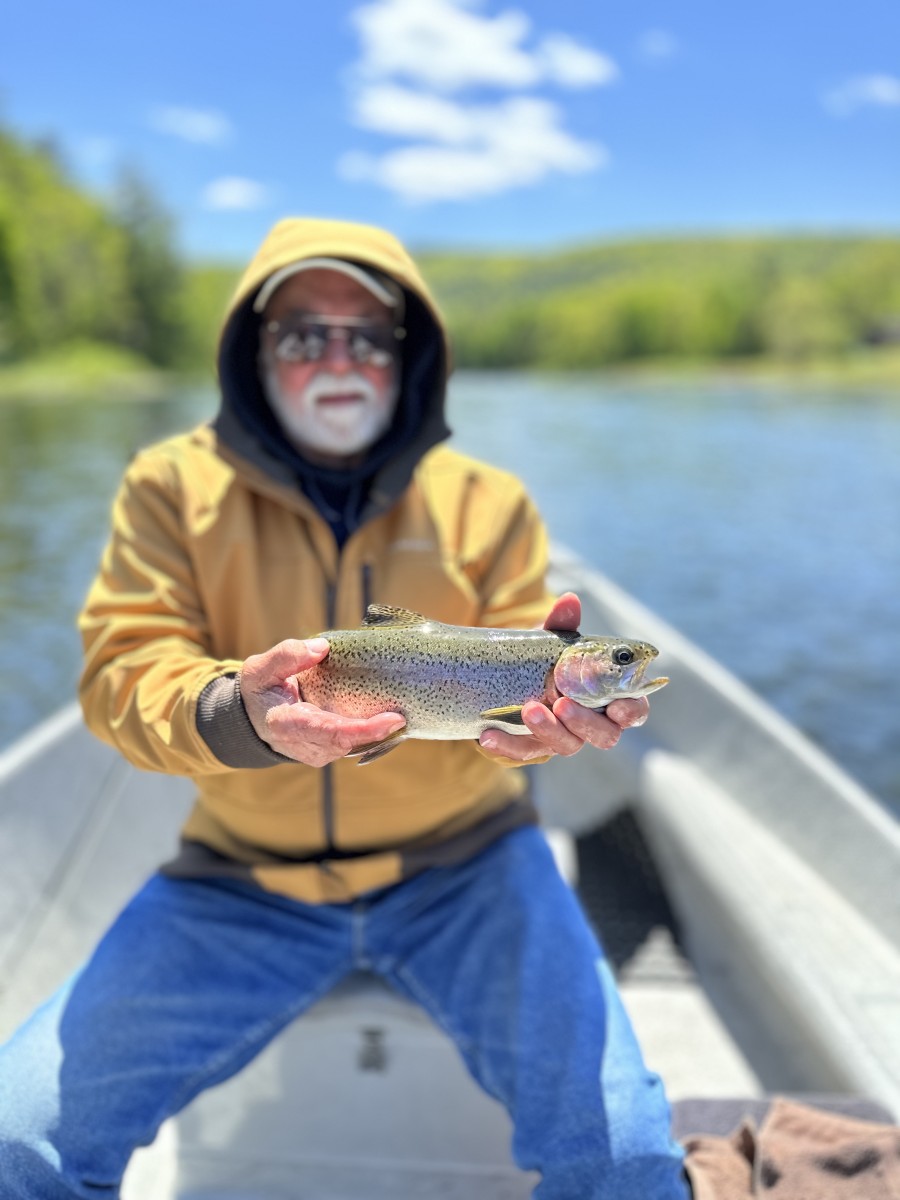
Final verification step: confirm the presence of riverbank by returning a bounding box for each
[594,346,900,392]
[0,342,195,403]
[2,341,899,403]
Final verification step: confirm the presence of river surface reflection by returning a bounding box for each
[1,372,897,812]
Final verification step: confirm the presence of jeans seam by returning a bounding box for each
[139,964,350,1146]
[391,962,509,1109]
[352,904,370,970]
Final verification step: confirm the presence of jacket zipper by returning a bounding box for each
[321,563,372,854]
[361,561,373,618]
[322,577,338,851]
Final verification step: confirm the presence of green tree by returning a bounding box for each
[761,277,850,361]
[0,128,133,358]
[179,263,242,373]
[112,169,186,367]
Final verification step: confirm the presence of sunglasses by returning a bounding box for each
[263,313,405,368]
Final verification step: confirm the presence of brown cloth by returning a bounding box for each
[684,1097,900,1199]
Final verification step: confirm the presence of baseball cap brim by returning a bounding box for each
[252,257,403,314]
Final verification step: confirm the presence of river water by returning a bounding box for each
[1,372,898,813]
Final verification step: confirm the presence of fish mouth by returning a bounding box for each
[615,661,668,699]
[616,642,668,698]
[634,675,669,696]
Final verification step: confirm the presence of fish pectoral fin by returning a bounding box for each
[347,728,407,765]
[480,704,528,726]
[362,604,430,628]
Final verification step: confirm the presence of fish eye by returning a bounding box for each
[612,646,635,666]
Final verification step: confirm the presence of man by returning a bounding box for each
[0,218,688,1198]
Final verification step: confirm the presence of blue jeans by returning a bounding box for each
[0,826,687,1198]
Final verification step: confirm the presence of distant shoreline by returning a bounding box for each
[2,347,898,403]
[0,343,209,404]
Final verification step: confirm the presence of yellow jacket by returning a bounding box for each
[79,218,553,903]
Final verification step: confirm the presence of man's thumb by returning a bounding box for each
[262,637,330,679]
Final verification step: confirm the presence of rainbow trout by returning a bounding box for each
[296,604,668,765]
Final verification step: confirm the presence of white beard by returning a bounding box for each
[262,364,399,458]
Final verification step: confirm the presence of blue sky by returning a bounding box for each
[4,0,899,261]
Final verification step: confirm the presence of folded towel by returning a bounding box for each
[684,1096,900,1199]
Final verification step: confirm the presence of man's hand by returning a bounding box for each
[240,638,406,767]
[478,592,650,764]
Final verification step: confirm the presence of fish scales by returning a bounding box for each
[304,626,559,736]
[294,604,669,764]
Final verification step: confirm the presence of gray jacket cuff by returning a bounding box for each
[196,673,294,769]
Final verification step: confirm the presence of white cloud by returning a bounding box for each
[537,34,619,88]
[149,105,232,144]
[202,177,269,211]
[344,0,615,203]
[823,74,900,116]
[351,0,538,91]
[352,84,473,141]
[637,29,679,62]
[350,0,617,93]
[338,95,606,203]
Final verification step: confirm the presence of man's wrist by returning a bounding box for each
[196,673,294,768]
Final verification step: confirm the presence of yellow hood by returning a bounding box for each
[226,217,446,333]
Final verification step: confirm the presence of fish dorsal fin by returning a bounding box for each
[546,627,582,643]
[362,603,430,628]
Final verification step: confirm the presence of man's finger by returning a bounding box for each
[521,699,584,756]
[604,697,650,729]
[253,637,331,682]
[543,591,581,632]
[552,697,623,750]
[326,709,407,739]
[268,703,405,744]
[479,729,557,763]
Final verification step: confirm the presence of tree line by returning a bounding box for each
[422,237,900,368]
[2,124,900,374]
[0,126,239,372]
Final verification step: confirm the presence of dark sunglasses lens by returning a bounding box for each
[270,321,398,366]
[347,329,397,365]
[273,327,325,362]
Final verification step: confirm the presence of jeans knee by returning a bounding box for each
[0,1135,124,1199]
[0,1140,68,1200]
[0,1080,119,1198]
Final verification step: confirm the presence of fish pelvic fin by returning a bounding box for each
[347,728,407,765]
[362,604,430,628]
[480,704,528,726]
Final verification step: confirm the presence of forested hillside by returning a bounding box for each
[421,238,900,368]
[2,124,899,378]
